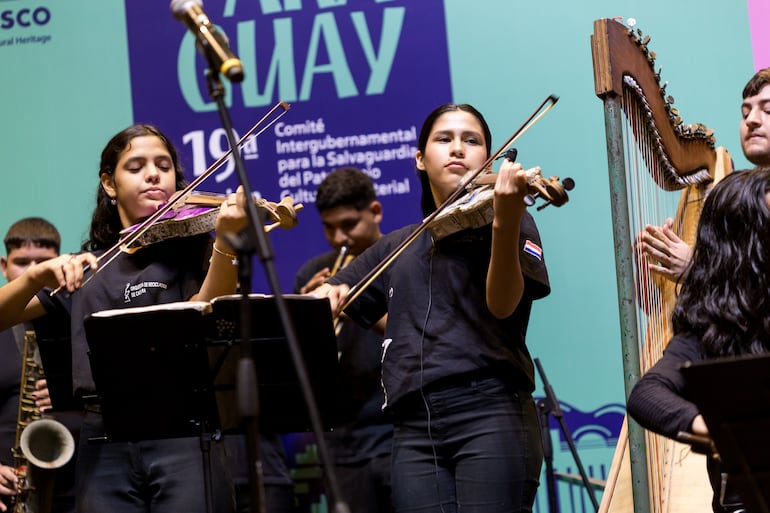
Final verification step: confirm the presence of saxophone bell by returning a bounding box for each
[19,418,75,469]
[11,330,75,512]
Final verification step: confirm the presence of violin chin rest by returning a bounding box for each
[428,187,495,240]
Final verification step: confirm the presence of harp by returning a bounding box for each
[590,18,732,513]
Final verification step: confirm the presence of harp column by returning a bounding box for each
[602,95,652,513]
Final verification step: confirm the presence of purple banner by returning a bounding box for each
[125,0,452,292]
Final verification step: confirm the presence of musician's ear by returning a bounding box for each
[368,200,383,224]
[100,172,117,200]
[415,151,426,171]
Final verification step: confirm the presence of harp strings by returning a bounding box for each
[620,86,685,513]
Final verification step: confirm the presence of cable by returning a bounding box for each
[417,244,447,513]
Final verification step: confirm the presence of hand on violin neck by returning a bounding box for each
[492,161,528,227]
[214,186,249,237]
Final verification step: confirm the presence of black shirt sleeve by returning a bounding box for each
[627,333,703,439]
[519,211,550,300]
[328,227,410,330]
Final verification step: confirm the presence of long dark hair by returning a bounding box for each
[416,103,492,217]
[83,125,187,251]
[673,167,770,357]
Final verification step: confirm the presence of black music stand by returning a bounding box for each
[681,353,770,513]
[84,301,224,513]
[84,301,219,442]
[207,294,347,434]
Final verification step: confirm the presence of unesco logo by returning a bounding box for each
[0,6,51,29]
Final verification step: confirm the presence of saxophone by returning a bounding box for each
[329,246,354,337]
[11,331,75,513]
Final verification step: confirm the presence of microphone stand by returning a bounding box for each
[538,391,559,513]
[204,71,349,513]
[534,357,600,513]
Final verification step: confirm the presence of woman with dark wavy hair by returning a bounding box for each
[628,166,770,513]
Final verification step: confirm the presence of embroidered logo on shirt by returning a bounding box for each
[123,281,169,303]
[523,239,543,261]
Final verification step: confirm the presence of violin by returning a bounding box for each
[428,159,574,240]
[120,191,303,249]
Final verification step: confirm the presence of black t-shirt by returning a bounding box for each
[38,235,211,398]
[627,332,703,438]
[329,212,550,409]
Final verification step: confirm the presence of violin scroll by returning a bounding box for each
[523,168,575,211]
[258,196,304,232]
[505,146,574,210]
[471,166,575,210]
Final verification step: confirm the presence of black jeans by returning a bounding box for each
[75,412,235,513]
[390,375,543,513]
[334,452,393,513]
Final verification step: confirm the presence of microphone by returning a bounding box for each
[170,0,244,83]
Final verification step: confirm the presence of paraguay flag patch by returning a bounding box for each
[523,239,543,261]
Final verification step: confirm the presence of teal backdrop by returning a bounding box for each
[0,0,759,511]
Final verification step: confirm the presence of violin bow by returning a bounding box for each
[338,95,558,312]
[52,101,291,295]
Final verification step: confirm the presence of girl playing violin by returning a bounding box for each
[0,124,247,513]
[71,124,248,513]
[312,104,551,513]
